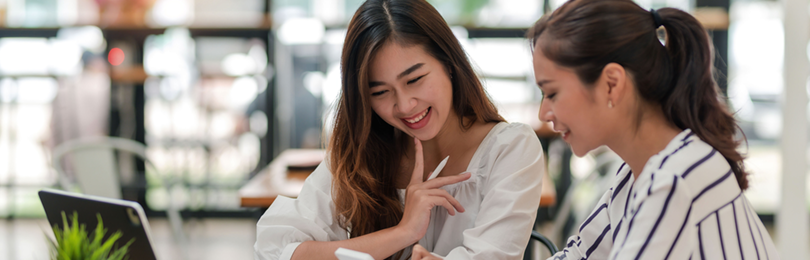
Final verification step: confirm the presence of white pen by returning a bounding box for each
[426,156,449,181]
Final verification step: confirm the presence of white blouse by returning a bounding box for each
[254,122,546,260]
[551,129,779,260]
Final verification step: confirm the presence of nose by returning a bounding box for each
[538,100,554,122]
[395,89,417,115]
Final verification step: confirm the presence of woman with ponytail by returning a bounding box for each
[255,0,546,259]
[528,0,778,259]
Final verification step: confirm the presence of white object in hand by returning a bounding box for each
[426,156,449,181]
[335,247,375,260]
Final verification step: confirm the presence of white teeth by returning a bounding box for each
[405,109,429,124]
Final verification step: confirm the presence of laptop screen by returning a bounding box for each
[38,189,158,260]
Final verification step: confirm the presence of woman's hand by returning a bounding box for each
[398,138,471,243]
[412,244,442,260]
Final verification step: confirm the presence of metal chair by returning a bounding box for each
[51,136,186,250]
[530,230,559,255]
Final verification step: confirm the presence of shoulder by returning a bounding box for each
[476,122,544,174]
[636,133,740,212]
[472,122,545,192]
[655,133,730,181]
[485,122,540,149]
[301,159,335,192]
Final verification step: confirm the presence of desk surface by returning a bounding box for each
[239,149,557,208]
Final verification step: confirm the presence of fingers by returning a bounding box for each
[434,189,465,213]
[412,244,429,260]
[412,245,441,260]
[422,172,471,189]
[435,197,456,216]
[425,189,465,214]
[412,189,464,215]
[409,138,424,185]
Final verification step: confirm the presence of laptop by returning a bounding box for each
[38,189,158,260]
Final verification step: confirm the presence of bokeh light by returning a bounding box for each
[108,47,125,66]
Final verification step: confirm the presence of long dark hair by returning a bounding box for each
[331,0,503,258]
[528,0,748,189]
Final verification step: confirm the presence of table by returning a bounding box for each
[239,149,556,208]
[239,149,325,207]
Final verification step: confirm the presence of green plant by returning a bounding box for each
[48,211,134,260]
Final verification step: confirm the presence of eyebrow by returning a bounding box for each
[536,79,553,88]
[369,63,425,88]
[398,63,424,79]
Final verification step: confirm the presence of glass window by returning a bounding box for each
[143,28,268,212]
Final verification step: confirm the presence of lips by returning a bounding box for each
[401,107,432,129]
[554,127,571,141]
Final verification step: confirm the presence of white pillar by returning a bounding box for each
[779,0,809,257]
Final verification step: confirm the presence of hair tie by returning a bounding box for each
[650,9,663,28]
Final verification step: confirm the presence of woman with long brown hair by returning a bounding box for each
[527,0,778,259]
[254,0,545,259]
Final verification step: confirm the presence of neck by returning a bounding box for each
[420,112,468,160]
[607,112,682,179]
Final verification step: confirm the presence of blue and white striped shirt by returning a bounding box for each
[550,129,779,260]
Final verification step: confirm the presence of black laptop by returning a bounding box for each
[38,189,158,260]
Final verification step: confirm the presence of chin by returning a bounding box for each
[412,130,439,141]
[406,125,440,141]
[570,145,596,158]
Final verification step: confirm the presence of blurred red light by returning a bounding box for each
[108,48,125,66]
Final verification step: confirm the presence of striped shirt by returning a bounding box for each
[549,129,779,260]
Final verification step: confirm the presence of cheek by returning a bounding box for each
[555,96,592,128]
[370,100,392,120]
[433,80,454,107]
[370,99,409,129]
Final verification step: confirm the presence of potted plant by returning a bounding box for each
[48,212,134,260]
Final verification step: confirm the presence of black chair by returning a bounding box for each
[530,230,559,255]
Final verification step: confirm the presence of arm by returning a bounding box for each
[254,162,348,260]
[294,138,471,260]
[254,162,419,260]
[256,140,471,260]
[440,124,547,259]
[550,189,614,260]
[293,227,416,260]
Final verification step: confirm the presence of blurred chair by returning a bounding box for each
[548,145,622,246]
[530,230,559,255]
[51,136,186,249]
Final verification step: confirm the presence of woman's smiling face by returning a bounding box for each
[368,41,455,141]
[534,47,610,157]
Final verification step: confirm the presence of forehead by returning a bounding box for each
[532,46,558,74]
[532,44,578,79]
[369,41,434,77]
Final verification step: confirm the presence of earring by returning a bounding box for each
[608,100,614,108]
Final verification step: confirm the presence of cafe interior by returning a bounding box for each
[0,0,808,259]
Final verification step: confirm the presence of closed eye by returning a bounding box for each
[541,92,555,101]
[371,90,388,96]
[407,74,427,84]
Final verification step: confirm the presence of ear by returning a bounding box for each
[601,63,628,107]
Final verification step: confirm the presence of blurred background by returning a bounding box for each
[0,0,806,259]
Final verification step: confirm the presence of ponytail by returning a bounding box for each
[529,0,748,189]
[657,8,748,189]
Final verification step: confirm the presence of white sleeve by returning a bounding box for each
[443,124,546,259]
[254,162,348,260]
